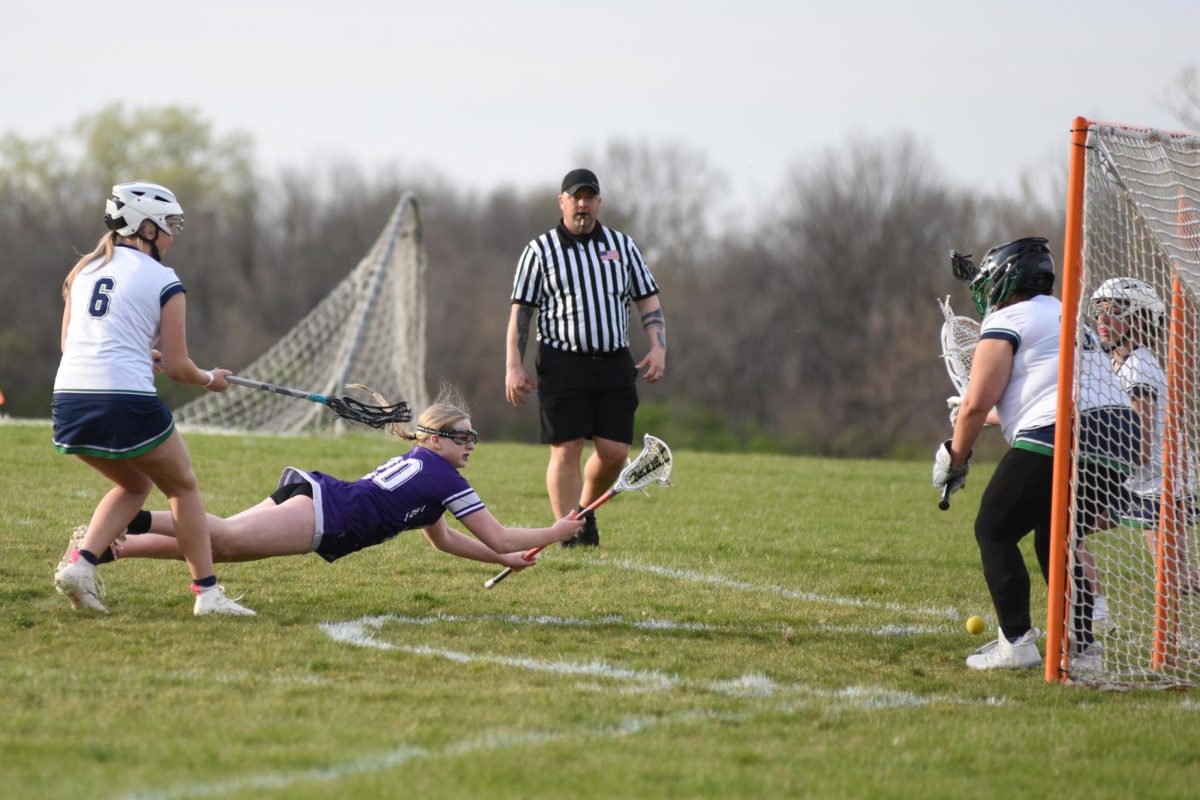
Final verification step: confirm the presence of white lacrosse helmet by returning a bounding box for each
[1090,277,1165,320]
[103,181,184,237]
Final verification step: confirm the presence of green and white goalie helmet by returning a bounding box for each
[1090,277,1165,320]
[104,181,184,237]
[968,236,1055,317]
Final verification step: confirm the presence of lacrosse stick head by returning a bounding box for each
[950,250,978,283]
[938,296,980,397]
[339,382,415,429]
[326,395,413,428]
[613,434,673,493]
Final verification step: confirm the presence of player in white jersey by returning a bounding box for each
[51,182,253,616]
[1091,277,1199,589]
[933,238,1137,671]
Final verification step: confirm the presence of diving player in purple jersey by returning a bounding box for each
[59,386,586,576]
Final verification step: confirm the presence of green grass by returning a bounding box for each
[2,421,1199,799]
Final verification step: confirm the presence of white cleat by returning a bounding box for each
[1071,640,1104,673]
[966,627,1042,670]
[54,560,108,613]
[193,585,256,617]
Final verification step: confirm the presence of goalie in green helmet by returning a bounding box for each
[935,237,1136,672]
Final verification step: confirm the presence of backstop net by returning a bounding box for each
[176,193,428,435]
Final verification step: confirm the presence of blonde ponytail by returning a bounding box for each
[63,232,119,299]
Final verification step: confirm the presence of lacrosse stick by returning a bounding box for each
[484,434,673,589]
[938,295,980,510]
[225,376,412,428]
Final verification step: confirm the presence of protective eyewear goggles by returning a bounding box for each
[1090,300,1129,320]
[164,215,185,236]
[417,425,478,446]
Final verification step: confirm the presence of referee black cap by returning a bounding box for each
[562,168,600,195]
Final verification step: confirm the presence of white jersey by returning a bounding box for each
[1117,346,1197,497]
[980,294,1061,445]
[54,246,184,394]
[1076,324,1130,412]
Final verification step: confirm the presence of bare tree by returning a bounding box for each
[1166,65,1200,131]
[1,105,1067,457]
[572,138,730,265]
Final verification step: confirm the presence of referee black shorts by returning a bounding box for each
[536,343,638,445]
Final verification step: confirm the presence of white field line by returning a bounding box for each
[816,623,952,637]
[1,665,331,688]
[320,610,954,640]
[590,557,963,620]
[319,615,975,705]
[161,668,332,687]
[121,594,985,799]
[369,610,719,633]
[0,416,50,426]
[116,715,661,800]
[120,695,975,800]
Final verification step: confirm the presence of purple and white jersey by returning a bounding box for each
[278,446,485,562]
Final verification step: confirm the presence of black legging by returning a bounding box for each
[975,446,1123,643]
[974,448,1055,638]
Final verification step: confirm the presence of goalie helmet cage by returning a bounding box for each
[1048,118,1200,687]
[175,192,429,435]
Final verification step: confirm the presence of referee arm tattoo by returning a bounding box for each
[641,308,666,349]
[516,305,535,360]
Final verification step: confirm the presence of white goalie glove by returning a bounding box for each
[946,395,996,430]
[946,396,962,427]
[932,440,970,496]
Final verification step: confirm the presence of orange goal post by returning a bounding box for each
[1048,117,1200,687]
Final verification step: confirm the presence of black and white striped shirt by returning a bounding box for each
[510,221,659,354]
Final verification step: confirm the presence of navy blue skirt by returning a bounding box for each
[52,392,175,459]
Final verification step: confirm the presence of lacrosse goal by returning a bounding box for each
[176,193,429,435]
[1048,119,1200,687]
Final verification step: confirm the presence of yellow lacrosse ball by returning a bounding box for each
[965,616,986,635]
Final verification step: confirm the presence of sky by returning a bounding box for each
[3,1,1198,219]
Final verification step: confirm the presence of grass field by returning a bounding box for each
[2,421,1199,799]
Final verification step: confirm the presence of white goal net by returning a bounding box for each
[176,193,428,435]
[1059,122,1200,688]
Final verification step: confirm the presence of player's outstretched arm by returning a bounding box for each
[458,509,584,553]
[422,518,535,569]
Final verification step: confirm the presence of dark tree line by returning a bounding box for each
[0,104,1066,456]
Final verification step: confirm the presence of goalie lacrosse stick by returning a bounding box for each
[484,434,673,589]
[225,376,413,428]
[938,295,980,510]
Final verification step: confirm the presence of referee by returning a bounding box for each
[505,168,667,547]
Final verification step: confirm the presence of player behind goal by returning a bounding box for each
[1090,278,1200,589]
